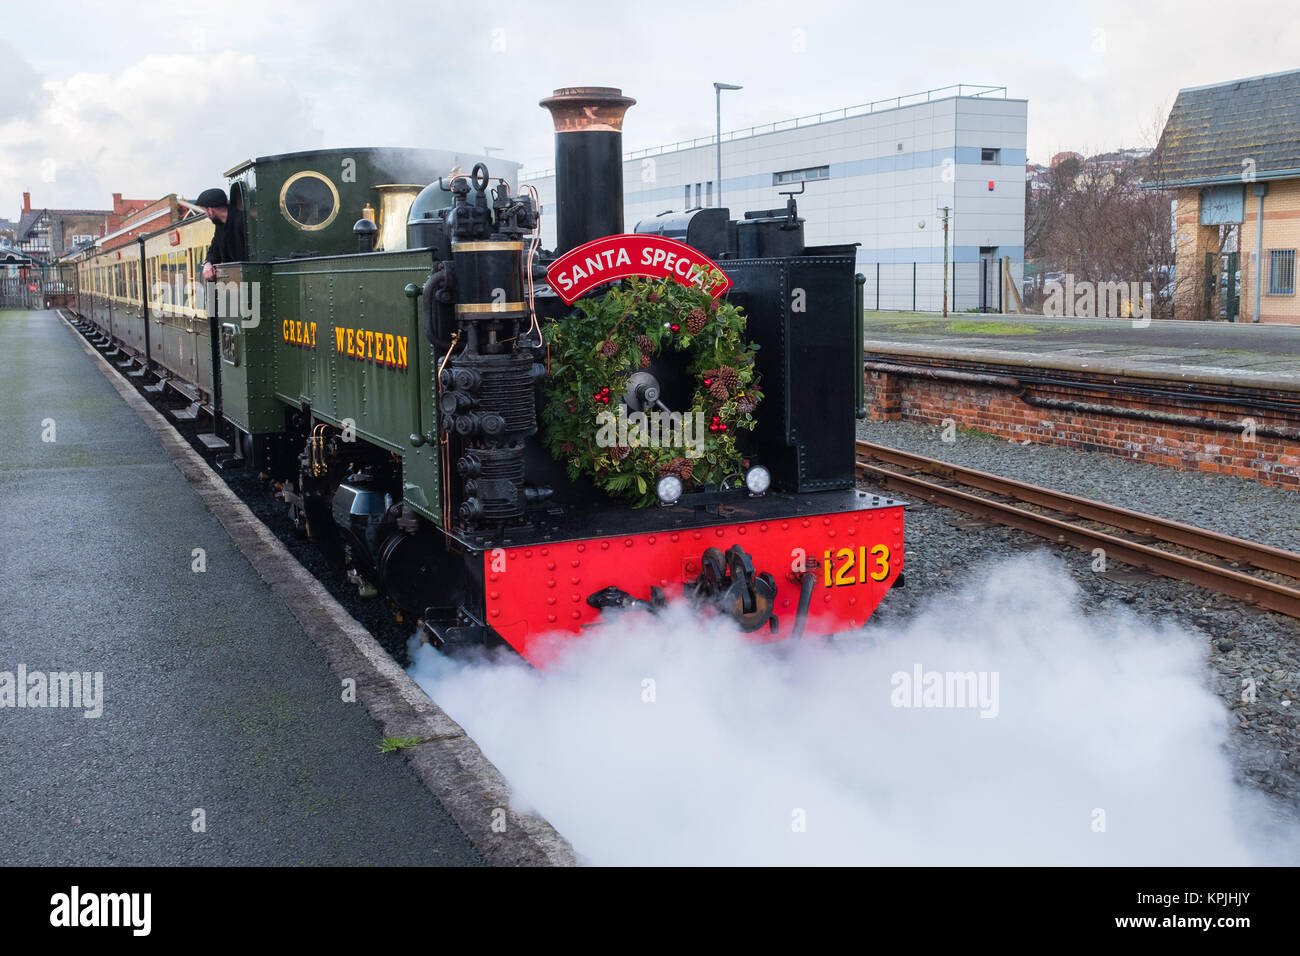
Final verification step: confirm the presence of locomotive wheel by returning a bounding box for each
[302,493,343,566]
[377,528,466,616]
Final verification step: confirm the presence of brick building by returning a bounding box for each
[15,191,153,261]
[1147,69,1300,324]
[95,195,189,254]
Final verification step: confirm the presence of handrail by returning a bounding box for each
[521,84,1007,180]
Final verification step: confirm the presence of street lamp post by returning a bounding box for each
[939,205,951,317]
[713,82,742,207]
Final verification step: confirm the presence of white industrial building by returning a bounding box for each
[522,84,1027,312]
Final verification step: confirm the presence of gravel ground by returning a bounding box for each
[858,419,1300,552]
[857,418,1300,810]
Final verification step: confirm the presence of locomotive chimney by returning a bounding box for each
[539,87,635,255]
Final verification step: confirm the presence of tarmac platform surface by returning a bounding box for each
[863,313,1300,390]
[0,309,484,865]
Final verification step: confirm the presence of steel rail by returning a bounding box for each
[857,441,1300,578]
[855,442,1300,619]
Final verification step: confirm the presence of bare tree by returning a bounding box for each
[1027,151,1182,318]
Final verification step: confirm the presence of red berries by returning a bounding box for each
[708,415,727,433]
[592,386,611,405]
[670,324,680,332]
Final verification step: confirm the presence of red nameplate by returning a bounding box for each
[546,234,732,305]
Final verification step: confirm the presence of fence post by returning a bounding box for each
[876,262,880,311]
[912,262,917,312]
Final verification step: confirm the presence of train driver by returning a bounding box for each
[194,187,247,281]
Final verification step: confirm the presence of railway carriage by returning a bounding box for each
[67,86,904,665]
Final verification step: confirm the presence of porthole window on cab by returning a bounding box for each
[280,171,340,231]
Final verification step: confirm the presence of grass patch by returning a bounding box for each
[947,321,1035,335]
[956,425,1001,440]
[378,735,424,753]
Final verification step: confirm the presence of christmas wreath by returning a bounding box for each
[541,273,762,507]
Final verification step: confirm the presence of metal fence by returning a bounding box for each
[861,260,1026,314]
[1,264,74,310]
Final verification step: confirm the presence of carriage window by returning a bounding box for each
[280,171,339,231]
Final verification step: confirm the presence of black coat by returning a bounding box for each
[205,207,247,265]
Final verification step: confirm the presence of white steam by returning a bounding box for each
[408,555,1296,865]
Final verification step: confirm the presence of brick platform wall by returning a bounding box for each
[865,368,1300,489]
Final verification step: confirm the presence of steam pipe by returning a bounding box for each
[863,358,1300,414]
[405,282,426,446]
[862,360,1300,441]
[1020,395,1300,441]
[789,572,817,640]
[854,273,866,418]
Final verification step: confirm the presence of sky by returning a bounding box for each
[3,0,1298,213]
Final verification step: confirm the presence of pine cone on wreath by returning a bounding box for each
[717,365,738,390]
[599,339,619,358]
[709,381,729,401]
[687,308,707,335]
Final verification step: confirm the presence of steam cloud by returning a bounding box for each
[408,555,1296,865]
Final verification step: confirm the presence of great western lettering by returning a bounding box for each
[333,326,409,370]
[282,319,317,349]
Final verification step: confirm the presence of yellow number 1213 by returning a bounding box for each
[822,545,890,588]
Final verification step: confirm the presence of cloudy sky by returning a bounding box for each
[3,0,1298,213]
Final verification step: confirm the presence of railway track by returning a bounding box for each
[855,440,1300,619]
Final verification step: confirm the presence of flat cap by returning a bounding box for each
[194,187,228,208]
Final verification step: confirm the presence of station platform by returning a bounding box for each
[0,309,483,865]
[859,312,1300,490]
[863,313,1300,391]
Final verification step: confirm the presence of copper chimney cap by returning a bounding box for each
[540,87,636,133]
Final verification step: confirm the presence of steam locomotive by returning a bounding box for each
[69,86,904,665]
